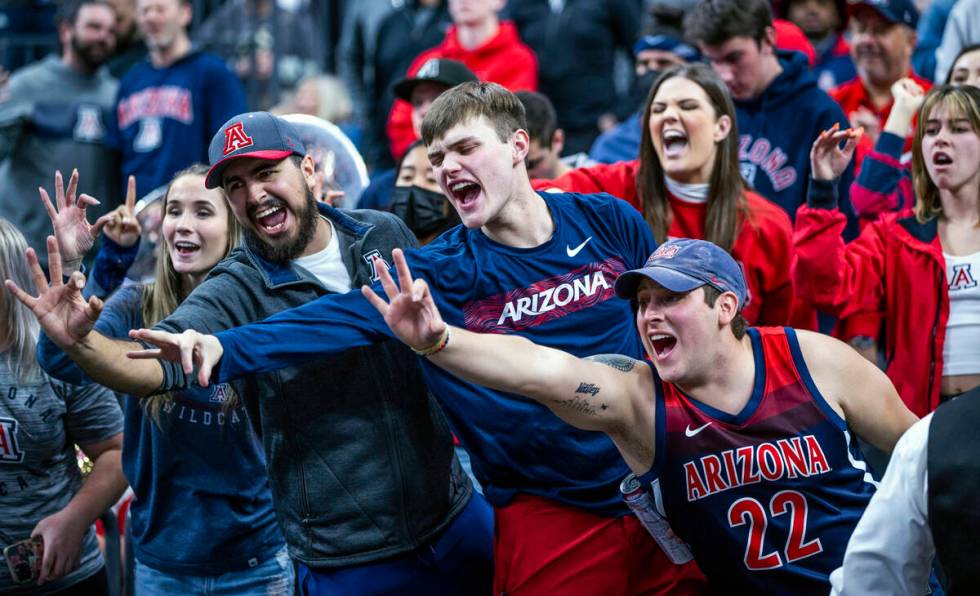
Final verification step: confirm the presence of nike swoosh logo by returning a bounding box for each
[566,236,593,258]
[685,422,712,438]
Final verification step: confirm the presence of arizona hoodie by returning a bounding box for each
[734,50,858,239]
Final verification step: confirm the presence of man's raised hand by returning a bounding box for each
[4,235,103,348]
[360,248,447,353]
[127,328,223,388]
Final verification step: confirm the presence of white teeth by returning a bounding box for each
[663,130,686,141]
[651,334,672,340]
[450,181,476,192]
[174,242,199,249]
[256,206,281,218]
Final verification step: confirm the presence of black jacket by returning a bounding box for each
[154,203,471,567]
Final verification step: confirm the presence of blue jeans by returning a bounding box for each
[298,493,494,595]
[134,546,294,595]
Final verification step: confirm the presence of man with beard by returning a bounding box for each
[6,111,493,594]
[0,0,120,269]
[109,0,246,200]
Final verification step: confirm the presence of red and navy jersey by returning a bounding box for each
[641,327,876,594]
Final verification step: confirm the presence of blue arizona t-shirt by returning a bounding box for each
[215,192,657,515]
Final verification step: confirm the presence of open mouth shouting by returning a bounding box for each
[252,201,290,235]
[649,332,678,360]
[172,240,201,259]
[932,151,953,166]
[662,129,689,158]
[446,179,482,211]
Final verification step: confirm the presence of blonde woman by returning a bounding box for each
[797,83,980,417]
[0,219,124,594]
[35,167,292,594]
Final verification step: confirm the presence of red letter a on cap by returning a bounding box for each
[223,122,254,155]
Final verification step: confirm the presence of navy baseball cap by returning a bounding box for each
[392,59,478,102]
[614,238,748,308]
[847,0,918,29]
[205,112,306,189]
[633,34,701,63]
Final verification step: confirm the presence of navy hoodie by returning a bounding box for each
[735,51,858,239]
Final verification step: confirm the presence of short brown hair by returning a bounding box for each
[701,285,748,339]
[684,0,772,47]
[420,81,527,146]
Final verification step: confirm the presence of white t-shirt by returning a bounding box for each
[943,250,980,376]
[292,219,352,295]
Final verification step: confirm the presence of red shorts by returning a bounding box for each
[493,493,706,595]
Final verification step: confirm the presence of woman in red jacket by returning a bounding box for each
[545,64,796,326]
[796,83,980,416]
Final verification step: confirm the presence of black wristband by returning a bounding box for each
[806,178,839,210]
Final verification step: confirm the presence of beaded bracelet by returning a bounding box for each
[413,327,451,357]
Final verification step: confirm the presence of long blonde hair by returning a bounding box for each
[0,219,42,383]
[141,165,241,421]
[911,85,980,223]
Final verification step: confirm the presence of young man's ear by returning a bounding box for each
[58,20,73,48]
[762,25,778,53]
[512,129,530,166]
[551,128,565,156]
[716,291,740,327]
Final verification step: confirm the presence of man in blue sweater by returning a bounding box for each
[108,0,247,199]
[685,0,858,238]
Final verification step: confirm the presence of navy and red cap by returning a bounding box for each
[205,111,306,189]
[846,0,918,29]
[614,238,748,309]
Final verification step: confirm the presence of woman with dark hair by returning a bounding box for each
[544,63,796,326]
[390,140,460,246]
[798,83,980,417]
[946,43,980,87]
[34,168,292,594]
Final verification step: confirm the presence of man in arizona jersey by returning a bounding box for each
[352,237,917,594]
[131,82,704,593]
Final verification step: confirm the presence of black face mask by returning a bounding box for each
[628,70,661,113]
[390,185,457,238]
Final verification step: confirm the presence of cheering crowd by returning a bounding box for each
[1,0,979,594]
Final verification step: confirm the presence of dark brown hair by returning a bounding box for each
[636,64,748,252]
[702,285,748,339]
[684,0,773,46]
[420,81,527,146]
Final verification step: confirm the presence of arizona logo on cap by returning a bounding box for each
[223,121,255,156]
[416,59,440,79]
[651,244,680,261]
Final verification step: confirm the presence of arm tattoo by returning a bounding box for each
[585,354,637,372]
[549,381,610,416]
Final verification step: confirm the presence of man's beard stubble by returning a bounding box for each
[245,185,320,264]
[71,35,113,72]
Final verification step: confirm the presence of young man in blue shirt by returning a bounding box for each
[131,82,706,593]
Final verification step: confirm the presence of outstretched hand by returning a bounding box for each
[810,123,863,181]
[40,170,115,269]
[361,248,447,352]
[3,236,103,348]
[127,328,223,388]
[102,176,141,247]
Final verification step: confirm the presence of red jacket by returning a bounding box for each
[794,204,947,417]
[544,161,796,327]
[386,22,538,160]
